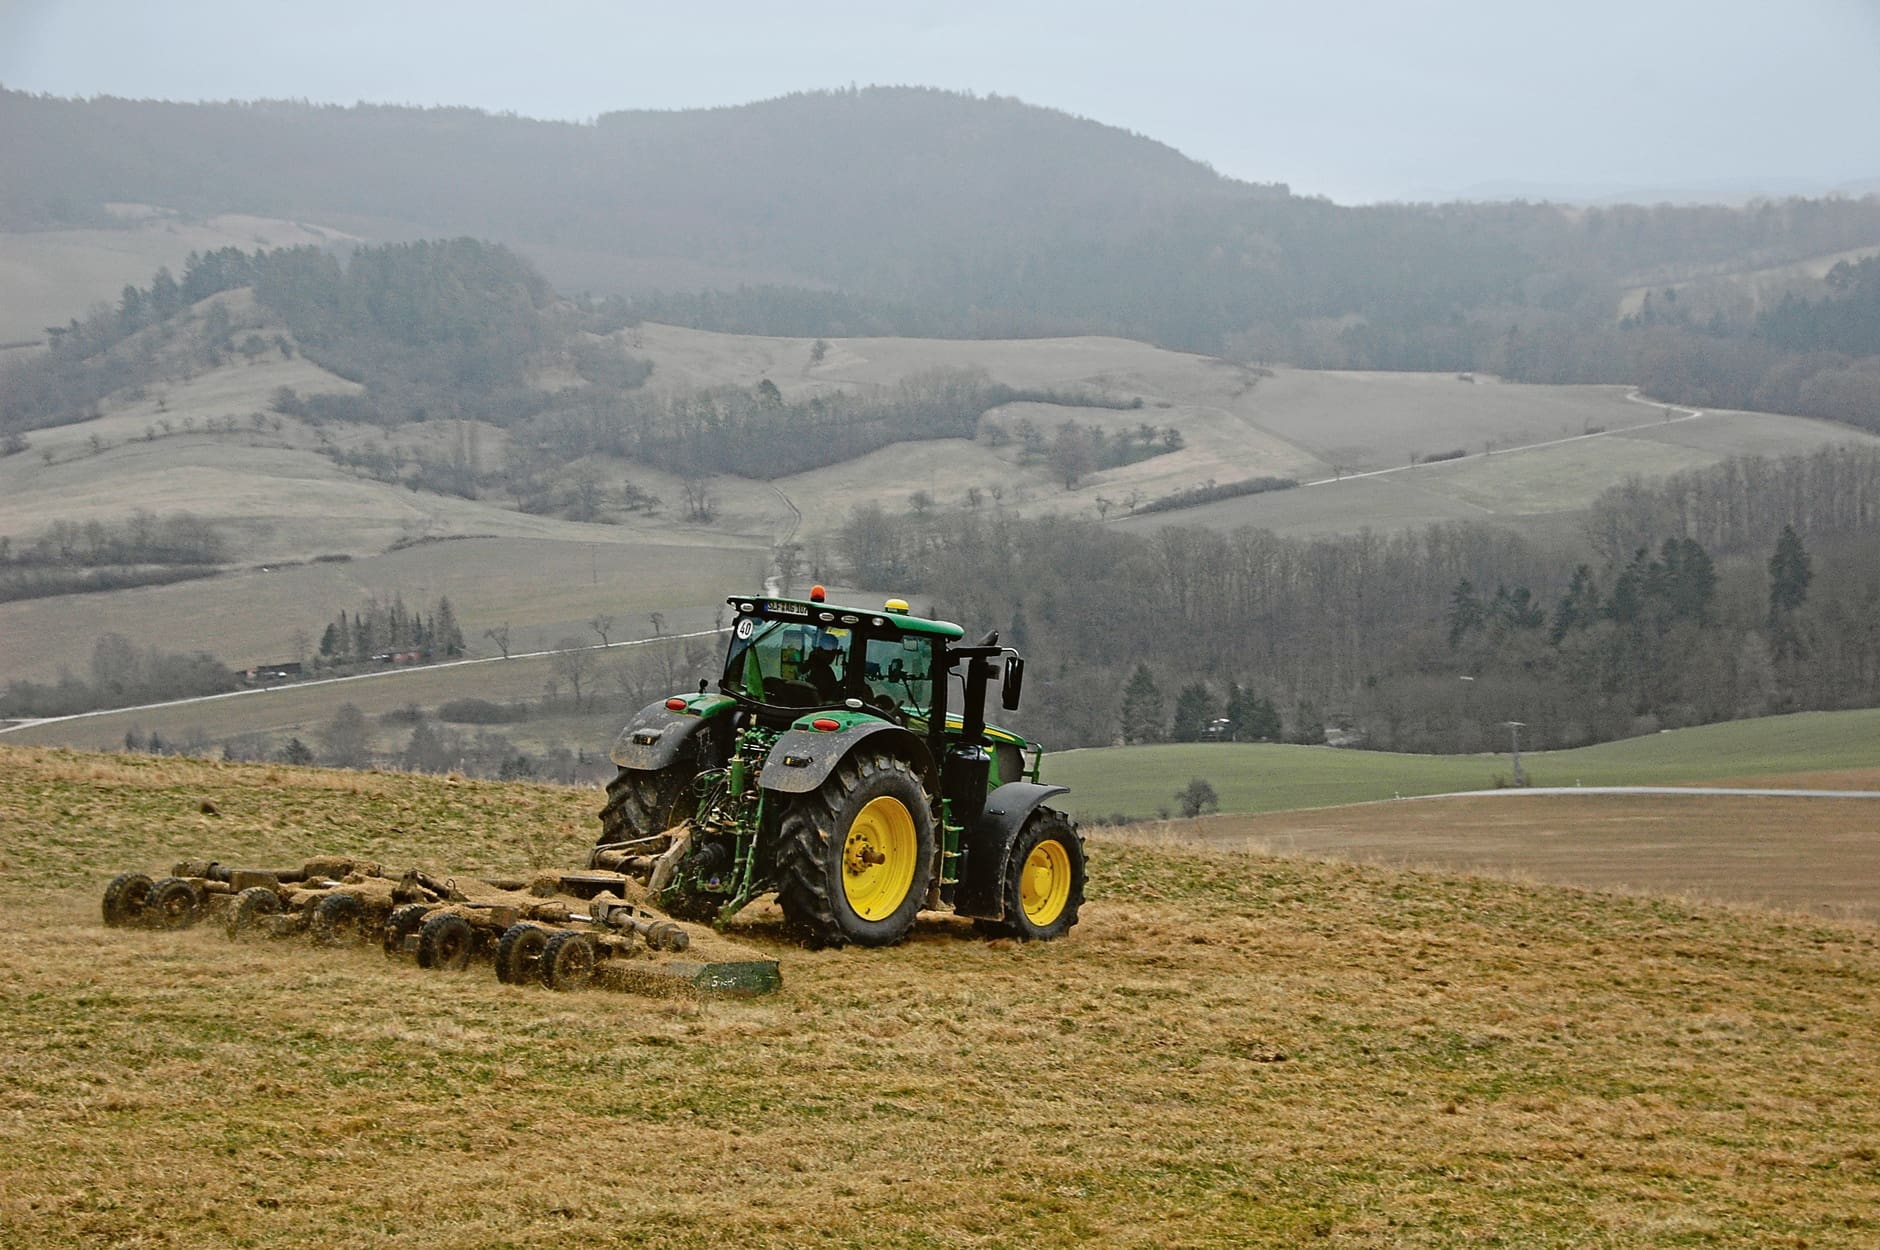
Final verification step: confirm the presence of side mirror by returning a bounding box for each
[1000,656,1025,711]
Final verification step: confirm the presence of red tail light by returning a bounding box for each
[811,718,841,732]
[666,697,687,710]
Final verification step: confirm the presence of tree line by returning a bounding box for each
[511,366,1147,483]
[0,512,228,603]
[314,595,467,666]
[1,633,237,718]
[823,444,1880,756]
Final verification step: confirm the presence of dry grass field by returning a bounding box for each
[1,746,1876,1248]
[0,534,761,684]
[1245,371,1642,474]
[0,212,358,343]
[637,326,1880,537]
[1617,243,1880,320]
[1113,403,1880,538]
[0,628,726,753]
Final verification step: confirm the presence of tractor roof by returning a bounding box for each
[726,593,965,640]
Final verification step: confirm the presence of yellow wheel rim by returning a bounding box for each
[1020,839,1073,927]
[842,796,919,921]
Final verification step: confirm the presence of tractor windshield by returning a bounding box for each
[724,617,856,707]
[723,614,933,715]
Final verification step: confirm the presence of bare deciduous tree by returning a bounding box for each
[550,637,595,710]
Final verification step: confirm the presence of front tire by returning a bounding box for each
[983,808,1085,941]
[777,752,934,948]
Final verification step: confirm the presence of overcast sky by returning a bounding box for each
[3,0,1876,203]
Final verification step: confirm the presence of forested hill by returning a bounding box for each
[8,86,1880,430]
[0,86,1254,297]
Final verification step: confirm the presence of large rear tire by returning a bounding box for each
[777,752,934,948]
[597,746,702,847]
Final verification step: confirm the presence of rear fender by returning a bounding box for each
[609,700,725,770]
[759,721,933,795]
[953,782,1071,918]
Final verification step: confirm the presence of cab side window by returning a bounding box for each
[862,635,932,714]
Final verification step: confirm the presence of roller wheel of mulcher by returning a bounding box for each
[310,893,368,946]
[416,913,474,971]
[226,886,284,940]
[495,923,549,984]
[383,903,431,957]
[777,751,935,949]
[145,877,202,930]
[973,807,1086,942]
[102,873,156,927]
[540,931,595,991]
[598,746,700,847]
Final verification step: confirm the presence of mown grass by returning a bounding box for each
[1048,707,1880,818]
[2,745,1877,1247]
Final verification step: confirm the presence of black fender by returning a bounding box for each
[758,721,934,795]
[953,782,1072,919]
[608,701,719,770]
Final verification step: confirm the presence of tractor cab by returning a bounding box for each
[719,590,957,726]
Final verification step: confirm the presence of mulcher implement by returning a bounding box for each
[100,854,780,997]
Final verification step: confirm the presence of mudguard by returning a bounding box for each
[953,782,1071,918]
[609,701,718,770]
[759,721,934,795]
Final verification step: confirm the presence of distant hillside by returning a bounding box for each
[0,86,1260,312]
[11,84,1880,384]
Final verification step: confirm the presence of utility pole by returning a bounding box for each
[1503,720,1527,787]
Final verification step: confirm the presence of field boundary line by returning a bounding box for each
[1420,785,1880,800]
[1296,390,1707,489]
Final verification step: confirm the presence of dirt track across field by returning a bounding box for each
[1169,790,1880,922]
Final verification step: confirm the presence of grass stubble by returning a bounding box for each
[0,746,1875,1248]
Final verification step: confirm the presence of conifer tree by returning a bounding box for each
[1119,664,1165,744]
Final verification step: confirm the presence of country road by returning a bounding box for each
[0,626,730,737]
[1295,388,1704,489]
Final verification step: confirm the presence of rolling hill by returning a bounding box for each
[6,308,1873,697]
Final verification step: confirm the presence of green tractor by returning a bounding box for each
[598,588,1085,947]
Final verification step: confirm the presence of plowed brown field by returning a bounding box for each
[1173,785,1880,921]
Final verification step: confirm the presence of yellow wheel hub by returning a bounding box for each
[1020,839,1072,927]
[842,796,919,921]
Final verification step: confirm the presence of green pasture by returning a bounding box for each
[1046,707,1880,818]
